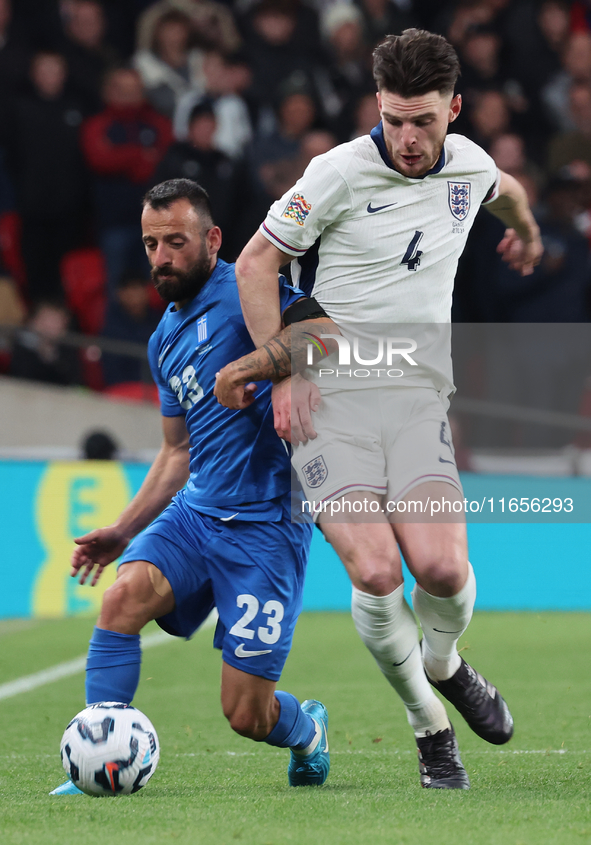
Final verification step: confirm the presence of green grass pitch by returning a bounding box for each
[0,611,589,845]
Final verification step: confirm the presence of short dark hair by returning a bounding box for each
[82,430,119,461]
[143,179,214,227]
[188,97,215,124]
[373,29,460,97]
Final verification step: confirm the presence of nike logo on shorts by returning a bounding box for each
[367,202,397,213]
[220,513,239,521]
[234,644,272,658]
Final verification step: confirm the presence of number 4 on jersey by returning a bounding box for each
[401,230,424,271]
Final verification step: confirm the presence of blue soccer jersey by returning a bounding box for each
[148,258,304,519]
[122,259,313,675]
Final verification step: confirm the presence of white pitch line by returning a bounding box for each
[175,748,587,758]
[0,631,172,702]
[0,609,220,704]
[0,748,587,760]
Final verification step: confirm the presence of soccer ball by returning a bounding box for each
[59,702,160,796]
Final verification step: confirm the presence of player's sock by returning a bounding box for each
[351,585,450,736]
[412,563,476,682]
[264,691,318,754]
[85,626,141,705]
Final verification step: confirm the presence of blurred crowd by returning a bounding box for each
[0,0,591,395]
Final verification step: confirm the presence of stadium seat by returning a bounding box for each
[60,247,107,335]
[0,211,26,289]
[102,381,159,406]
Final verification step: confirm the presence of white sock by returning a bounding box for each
[412,563,477,682]
[351,585,450,737]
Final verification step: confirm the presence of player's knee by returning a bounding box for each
[418,554,466,595]
[355,563,401,596]
[99,578,144,632]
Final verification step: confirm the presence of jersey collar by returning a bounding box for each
[370,122,446,179]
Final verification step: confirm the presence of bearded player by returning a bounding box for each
[50,179,332,795]
[214,30,543,789]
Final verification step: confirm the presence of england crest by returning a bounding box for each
[301,455,328,488]
[448,181,471,221]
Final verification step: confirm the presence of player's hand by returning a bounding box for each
[71,526,130,587]
[272,374,321,445]
[497,228,543,276]
[214,366,258,409]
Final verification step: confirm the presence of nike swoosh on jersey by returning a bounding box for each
[367,202,397,213]
[234,644,272,658]
[220,513,239,521]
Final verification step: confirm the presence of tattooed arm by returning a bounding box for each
[213,316,337,410]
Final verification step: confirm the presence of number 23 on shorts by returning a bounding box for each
[229,594,285,648]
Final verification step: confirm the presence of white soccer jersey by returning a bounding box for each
[261,125,499,396]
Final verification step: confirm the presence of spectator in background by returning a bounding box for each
[62,0,119,114]
[0,264,25,369]
[136,0,240,57]
[0,0,31,110]
[101,271,160,386]
[250,88,318,176]
[350,89,380,138]
[242,0,321,112]
[173,50,254,160]
[133,9,204,119]
[81,68,172,298]
[571,0,591,34]
[456,176,591,323]
[458,26,505,97]
[505,0,570,104]
[542,31,591,131]
[502,177,591,322]
[436,0,497,48]
[466,89,511,151]
[258,128,336,200]
[314,2,373,140]
[489,132,544,193]
[82,429,119,460]
[355,0,416,47]
[154,99,249,260]
[13,51,89,301]
[9,300,82,386]
[548,81,591,174]
[0,267,25,326]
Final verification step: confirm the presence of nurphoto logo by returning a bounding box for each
[304,333,418,378]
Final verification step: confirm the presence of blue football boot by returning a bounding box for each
[49,780,84,796]
[288,699,330,786]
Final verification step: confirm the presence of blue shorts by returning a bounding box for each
[120,491,312,681]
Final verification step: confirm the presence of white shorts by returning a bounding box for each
[292,387,462,518]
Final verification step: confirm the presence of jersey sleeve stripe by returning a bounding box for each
[482,171,501,204]
[260,222,308,254]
